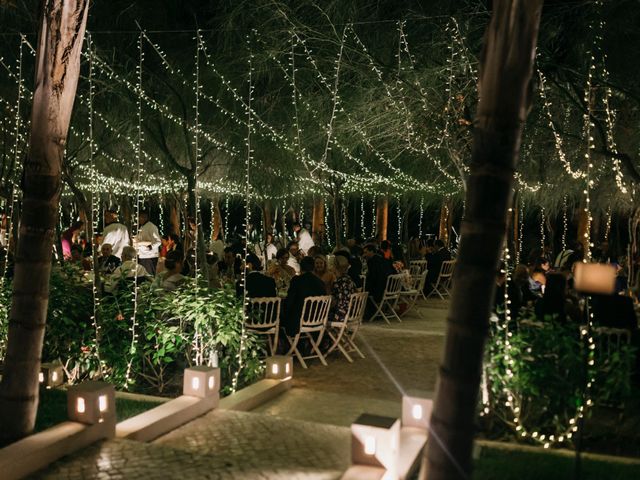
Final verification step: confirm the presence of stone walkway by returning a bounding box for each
[31,300,448,479]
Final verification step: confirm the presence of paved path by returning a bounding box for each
[31,300,448,479]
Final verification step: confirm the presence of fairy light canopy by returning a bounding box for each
[0,0,638,218]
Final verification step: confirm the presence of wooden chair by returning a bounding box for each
[427,260,455,299]
[245,297,281,356]
[370,274,405,324]
[285,295,332,369]
[399,271,427,318]
[326,292,368,362]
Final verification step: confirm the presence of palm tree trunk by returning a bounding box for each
[0,0,89,445]
[376,196,388,241]
[423,1,542,478]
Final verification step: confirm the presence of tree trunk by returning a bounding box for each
[168,195,180,235]
[211,198,222,241]
[0,0,89,444]
[312,197,324,243]
[438,199,450,246]
[423,2,542,479]
[332,195,341,247]
[376,196,388,241]
[263,200,273,235]
[576,206,590,255]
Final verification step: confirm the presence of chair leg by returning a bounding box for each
[306,332,328,366]
[286,334,307,369]
[346,334,366,359]
[370,300,388,324]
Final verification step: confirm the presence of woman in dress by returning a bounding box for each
[330,255,356,323]
[313,254,336,294]
[267,248,296,294]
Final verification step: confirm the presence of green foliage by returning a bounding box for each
[486,311,636,443]
[0,270,265,396]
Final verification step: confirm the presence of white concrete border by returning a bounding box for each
[0,419,115,480]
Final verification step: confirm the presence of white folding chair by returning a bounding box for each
[593,326,631,358]
[399,271,427,318]
[326,292,368,362]
[409,260,428,276]
[427,260,455,299]
[245,297,281,356]
[370,274,405,324]
[285,295,332,369]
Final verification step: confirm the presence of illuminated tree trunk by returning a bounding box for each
[312,197,324,243]
[376,196,388,241]
[211,198,222,241]
[423,2,542,478]
[263,200,273,235]
[0,0,90,444]
[577,206,590,255]
[438,199,450,246]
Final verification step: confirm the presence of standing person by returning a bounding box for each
[363,243,394,319]
[287,240,302,274]
[293,222,314,255]
[101,209,130,259]
[135,210,161,275]
[60,220,84,260]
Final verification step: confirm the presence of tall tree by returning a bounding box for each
[423,1,543,479]
[0,0,89,444]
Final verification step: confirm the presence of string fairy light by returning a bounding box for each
[87,32,103,374]
[360,194,366,239]
[193,30,202,285]
[561,195,568,251]
[125,31,144,387]
[1,36,23,282]
[539,207,546,252]
[396,196,402,242]
[418,196,424,238]
[324,197,331,248]
[232,32,255,393]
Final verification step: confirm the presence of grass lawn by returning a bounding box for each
[475,447,640,480]
[35,388,164,432]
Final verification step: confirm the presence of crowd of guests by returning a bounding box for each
[494,241,638,331]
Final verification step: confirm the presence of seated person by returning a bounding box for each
[154,251,186,292]
[217,246,241,284]
[97,243,121,274]
[236,253,277,299]
[282,256,325,337]
[313,254,336,295]
[534,273,581,323]
[105,246,151,293]
[331,255,356,323]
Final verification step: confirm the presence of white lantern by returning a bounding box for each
[40,361,65,389]
[402,393,433,430]
[67,381,115,425]
[573,262,616,294]
[265,356,293,380]
[183,366,220,399]
[351,414,400,473]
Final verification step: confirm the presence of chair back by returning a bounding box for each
[345,292,368,326]
[409,260,428,275]
[412,271,428,292]
[593,326,631,357]
[384,274,405,297]
[439,260,455,279]
[300,295,332,332]
[246,297,281,331]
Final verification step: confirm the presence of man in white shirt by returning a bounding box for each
[293,222,314,255]
[101,210,130,259]
[135,210,162,275]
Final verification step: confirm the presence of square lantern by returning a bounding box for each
[40,361,65,389]
[67,381,115,425]
[265,356,293,380]
[183,366,220,399]
[574,262,616,295]
[402,393,433,430]
[351,414,400,472]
